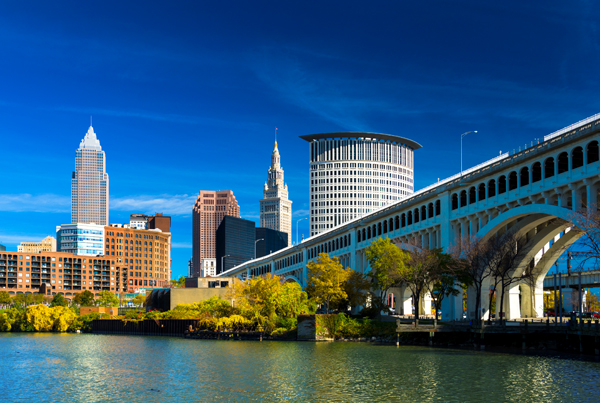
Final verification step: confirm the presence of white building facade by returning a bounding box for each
[71,125,109,226]
[260,141,293,245]
[56,223,105,256]
[201,258,217,277]
[302,132,422,237]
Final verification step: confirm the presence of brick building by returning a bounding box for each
[0,251,123,298]
[104,224,171,292]
[192,190,240,277]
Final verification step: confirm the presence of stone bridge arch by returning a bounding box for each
[468,204,585,320]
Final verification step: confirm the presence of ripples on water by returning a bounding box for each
[1,333,600,402]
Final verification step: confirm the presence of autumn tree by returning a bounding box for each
[305,253,350,313]
[95,291,119,307]
[73,290,95,307]
[170,276,186,288]
[0,291,12,306]
[132,294,146,306]
[365,237,410,314]
[49,293,69,308]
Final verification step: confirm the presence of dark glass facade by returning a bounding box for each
[255,227,288,259]
[216,216,255,274]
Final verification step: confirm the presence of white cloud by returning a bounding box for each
[0,193,197,216]
[293,209,310,217]
[110,194,196,216]
[0,194,69,213]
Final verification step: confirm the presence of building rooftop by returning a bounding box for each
[79,126,102,151]
[300,132,422,150]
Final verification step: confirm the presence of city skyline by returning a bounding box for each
[1,2,600,278]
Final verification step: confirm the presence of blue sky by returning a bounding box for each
[1,1,599,279]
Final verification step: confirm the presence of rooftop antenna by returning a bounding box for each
[90,116,93,127]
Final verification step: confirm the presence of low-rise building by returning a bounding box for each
[149,277,238,311]
[56,223,105,256]
[201,258,216,277]
[0,251,124,298]
[18,236,57,253]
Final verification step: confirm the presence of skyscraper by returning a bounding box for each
[301,132,422,236]
[192,190,240,277]
[260,141,292,245]
[71,125,109,226]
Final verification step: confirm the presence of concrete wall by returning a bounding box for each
[169,288,233,310]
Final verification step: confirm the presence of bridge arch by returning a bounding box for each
[283,275,301,284]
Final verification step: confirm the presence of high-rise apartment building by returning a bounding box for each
[192,190,240,277]
[71,125,109,226]
[302,132,422,236]
[18,236,57,253]
[260,141,292,245]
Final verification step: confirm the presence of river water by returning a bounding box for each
[1,333,599,402]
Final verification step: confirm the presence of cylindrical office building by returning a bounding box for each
[301,132,422,237]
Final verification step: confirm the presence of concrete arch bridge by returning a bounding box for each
[220,113,600,320]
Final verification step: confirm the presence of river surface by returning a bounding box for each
[1,333,600,402]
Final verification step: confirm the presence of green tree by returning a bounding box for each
[422,249,470,324]
[305,253,350,314]
[365,237,410,315]
[0,291,12,306]
[73,290,95,306]
[132,294,146,306]
[49,293,69,308]
[95,291,119,307]
[170,276,186,288]
[342,271,371,311]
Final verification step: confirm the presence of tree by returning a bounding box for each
[423,250,470,324]
[49,293,69,308]
[73,290,95,307]
[452,236,495,325]
[170,276,186,288]
[132,294,146,306]
[365,237,410,315]
[305,253,350,313]
[342,271,371,311]
[13,293,34,307]
[95,291,119,307]
[0,291,12,306]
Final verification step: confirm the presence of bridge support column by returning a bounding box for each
[586,181,598,211]
[562,288,575,312]
[441,288,462,321]
[422,293,432,316]
[401,286,412,316]
[503,285,521,320]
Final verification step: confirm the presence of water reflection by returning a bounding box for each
[2,334,600,402]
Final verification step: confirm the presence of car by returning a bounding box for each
[593,312,600,319]
[544,311,555,317]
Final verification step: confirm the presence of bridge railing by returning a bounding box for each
[544,112,600,142]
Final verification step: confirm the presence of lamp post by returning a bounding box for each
[221,255,231,274]
[460,130,477,178]
[254,238,264,259]
[296,217,307,245]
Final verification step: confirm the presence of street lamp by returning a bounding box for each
[221,255,231,274]
[254,239,264,259]
[460,130,477,178]
[296,217,307,245]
